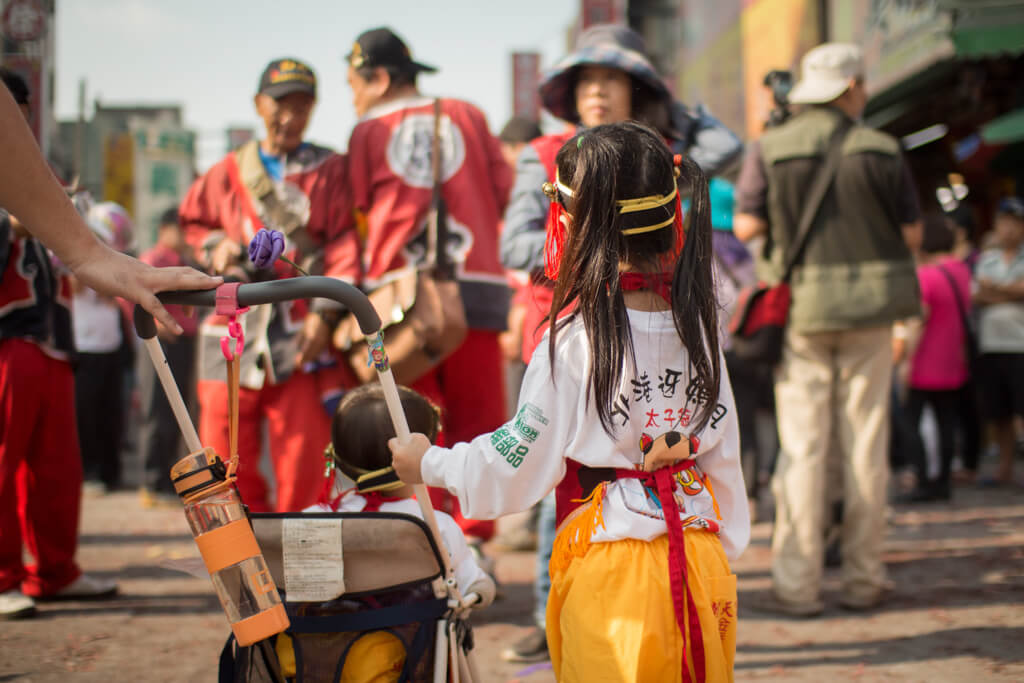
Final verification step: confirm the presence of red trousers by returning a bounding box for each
[0,339,82,596]
[414,329,506,541]
[198,370,332,513]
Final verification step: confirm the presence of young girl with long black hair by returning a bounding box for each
[390,121,749,682]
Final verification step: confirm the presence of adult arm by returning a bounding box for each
[732,141,768,242]
[972,251,1024,304]
[0,87,220,332]
[672,102,744,176]
[499,144,549,272]
[976,278,1024,304]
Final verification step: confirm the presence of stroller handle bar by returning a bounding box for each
[132,275,464,609]
[132,276,381,340]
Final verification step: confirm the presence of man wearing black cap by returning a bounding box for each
[340,27,513,546]
[179,58,359,513]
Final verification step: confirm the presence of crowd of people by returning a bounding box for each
[0,21,1021,683]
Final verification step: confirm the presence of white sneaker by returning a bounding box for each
[0,590,37,619]
[44,573,118,601]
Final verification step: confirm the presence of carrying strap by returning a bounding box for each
[224,149,266,238]
[225,144,319,264]
[936,264,975,348]
[427,99,454,280]
[216,282,246,480]
[779,120,852,284]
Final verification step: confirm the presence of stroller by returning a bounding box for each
[134,277,483,683]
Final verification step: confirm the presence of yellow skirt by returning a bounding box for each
[546,531,737,683]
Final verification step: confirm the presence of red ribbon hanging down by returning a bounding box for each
[615,461,706,683]
[216,282,250,360]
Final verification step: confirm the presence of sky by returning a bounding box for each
[55,0,579,171]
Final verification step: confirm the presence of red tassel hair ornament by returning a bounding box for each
[542,180,570,281]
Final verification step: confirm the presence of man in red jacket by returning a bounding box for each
[342,28,513,544]
[179,58,359,512]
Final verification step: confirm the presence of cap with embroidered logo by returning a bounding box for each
[257,58,317,99]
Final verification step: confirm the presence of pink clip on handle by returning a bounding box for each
[216,282,243,317]
[220,329,244,361]
[216,283,248,361]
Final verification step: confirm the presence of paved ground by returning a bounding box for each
[0,482,1021,682]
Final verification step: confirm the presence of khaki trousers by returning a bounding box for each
[771,325,892,604]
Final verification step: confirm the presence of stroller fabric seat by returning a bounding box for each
[219,511,474,683]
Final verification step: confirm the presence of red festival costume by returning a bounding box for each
[346,96,513,539]
[180,141,359,512]
[0,214,83,597]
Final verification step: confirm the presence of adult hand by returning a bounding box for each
[210,238,244,274]
[295,312,331,366]
[68,242,221,334]
[388,433,431,484]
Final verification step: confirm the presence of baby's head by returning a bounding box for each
[328,384,441,482]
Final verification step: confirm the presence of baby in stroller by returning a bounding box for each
[308,383,496,607]
[232,384,495,682]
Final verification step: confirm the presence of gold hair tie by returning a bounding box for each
[617,186,678,214]
[621,216,675,235]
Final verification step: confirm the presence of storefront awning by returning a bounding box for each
[982,108,1024,144]
[946,1,1024,58]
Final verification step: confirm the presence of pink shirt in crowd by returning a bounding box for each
[909,257,971,390]
[139,244,200,336]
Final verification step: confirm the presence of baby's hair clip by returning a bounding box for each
[672,154,683,178]
[577,135,584,149]
[542,181,558,200]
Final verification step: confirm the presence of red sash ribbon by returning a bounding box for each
[614,460,706,683]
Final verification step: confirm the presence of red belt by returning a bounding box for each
[614,461,705,683]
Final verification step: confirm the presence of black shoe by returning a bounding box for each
[897,481,950,504]
[501,626,549,663]
[744,591,824,618]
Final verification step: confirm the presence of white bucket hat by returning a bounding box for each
[788,43,864,105]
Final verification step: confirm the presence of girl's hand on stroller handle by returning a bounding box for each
[388,433,431,484]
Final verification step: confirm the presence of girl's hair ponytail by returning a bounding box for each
[545,122,720,436]
[669,153,720,434]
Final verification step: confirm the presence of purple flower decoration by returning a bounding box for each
[248,228,285,269]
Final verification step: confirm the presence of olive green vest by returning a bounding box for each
[757,107,920,333]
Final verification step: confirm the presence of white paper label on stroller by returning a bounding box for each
[281,519,345,602]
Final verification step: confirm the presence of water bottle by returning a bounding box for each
[171,448,289,646]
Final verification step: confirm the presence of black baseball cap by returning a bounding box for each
[257,58,317,99]
[347,28,437,74]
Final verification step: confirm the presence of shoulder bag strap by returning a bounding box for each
[224,149,265,237]
[936,263,973,343]
[425,98,450,277]
[780,119,853,284]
